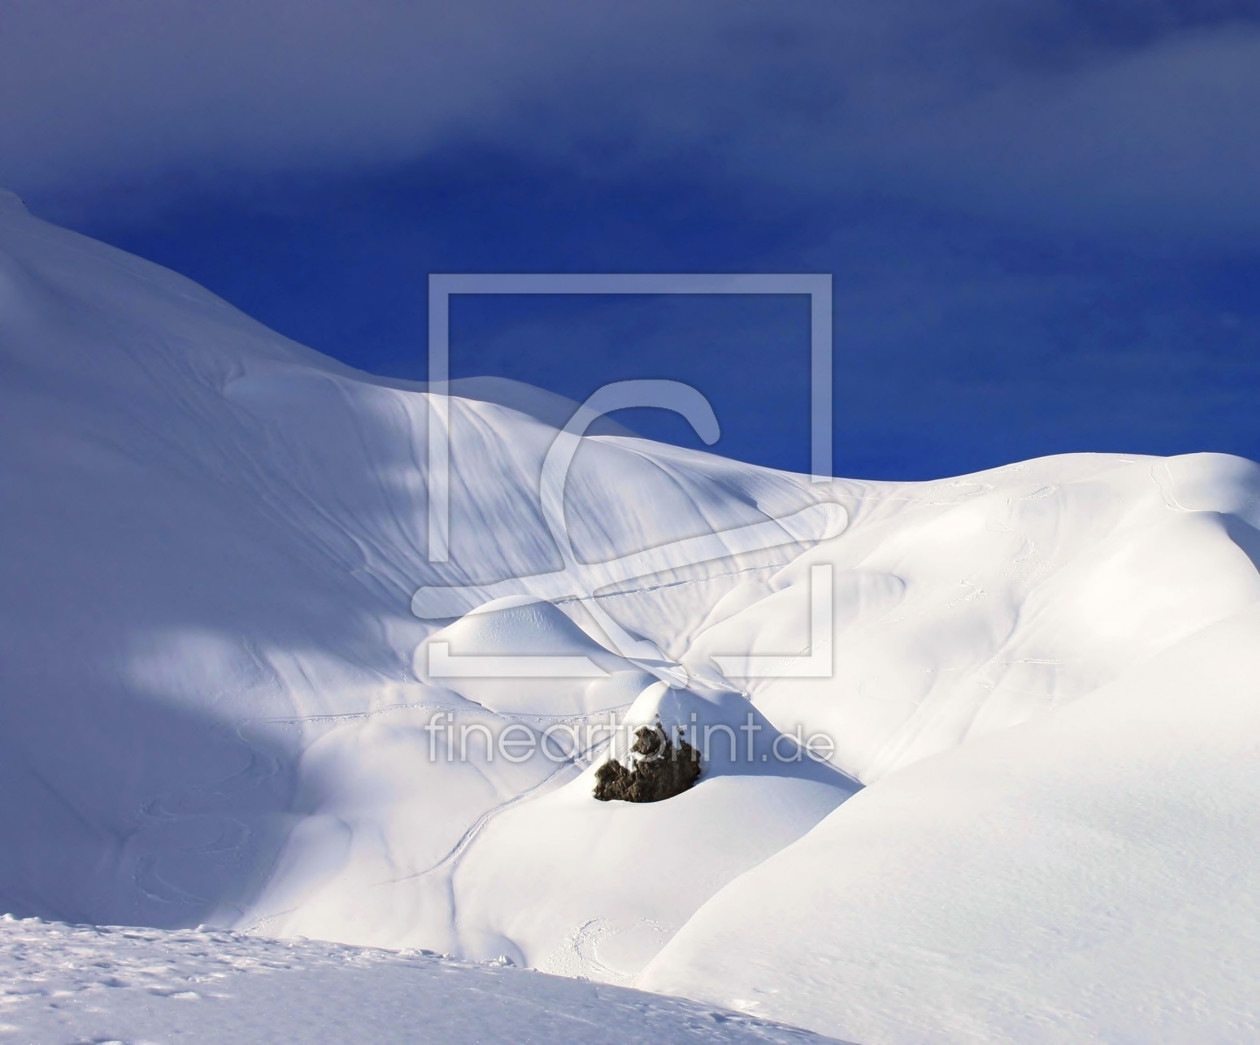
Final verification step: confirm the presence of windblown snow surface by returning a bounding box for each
[0,916,848,1045]
[1,186,1259,1044]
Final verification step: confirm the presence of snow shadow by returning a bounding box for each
[0,680,296,928]
[1223,513,1260,575]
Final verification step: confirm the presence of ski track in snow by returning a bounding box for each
[380,754,584,889]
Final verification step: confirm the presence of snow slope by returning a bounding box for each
[0,917,851,1045]
[642,600,1260,1043]
[2,191,1259,1042]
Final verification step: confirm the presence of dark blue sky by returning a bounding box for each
[4,2,1259,478]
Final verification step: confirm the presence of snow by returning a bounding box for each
[2,193,1259,1042]
[0,917,850,1045]
[640,603,1260,1043]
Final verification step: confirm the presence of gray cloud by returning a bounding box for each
[3,1,1260,239]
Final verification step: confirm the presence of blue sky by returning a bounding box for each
[3,1,1258,478]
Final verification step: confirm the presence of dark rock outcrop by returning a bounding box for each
[593,723,702,803]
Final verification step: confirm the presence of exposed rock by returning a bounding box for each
[593,723,702,803]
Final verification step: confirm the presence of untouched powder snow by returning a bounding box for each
[2,194,1259,1042]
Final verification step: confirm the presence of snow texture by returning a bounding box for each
[1,194,1259,1042]
[0,917,850,1045]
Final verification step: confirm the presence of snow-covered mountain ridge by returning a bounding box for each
[1,195,1258,1043]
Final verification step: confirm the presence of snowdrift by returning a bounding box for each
[1,192,1258,1042]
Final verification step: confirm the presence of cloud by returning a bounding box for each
[3,1,1260,239]
[863,27,1260,239]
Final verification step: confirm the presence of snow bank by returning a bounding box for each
[640,603,1260,1043]
[0,917,850,1045]
[2,192,1259,1041]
